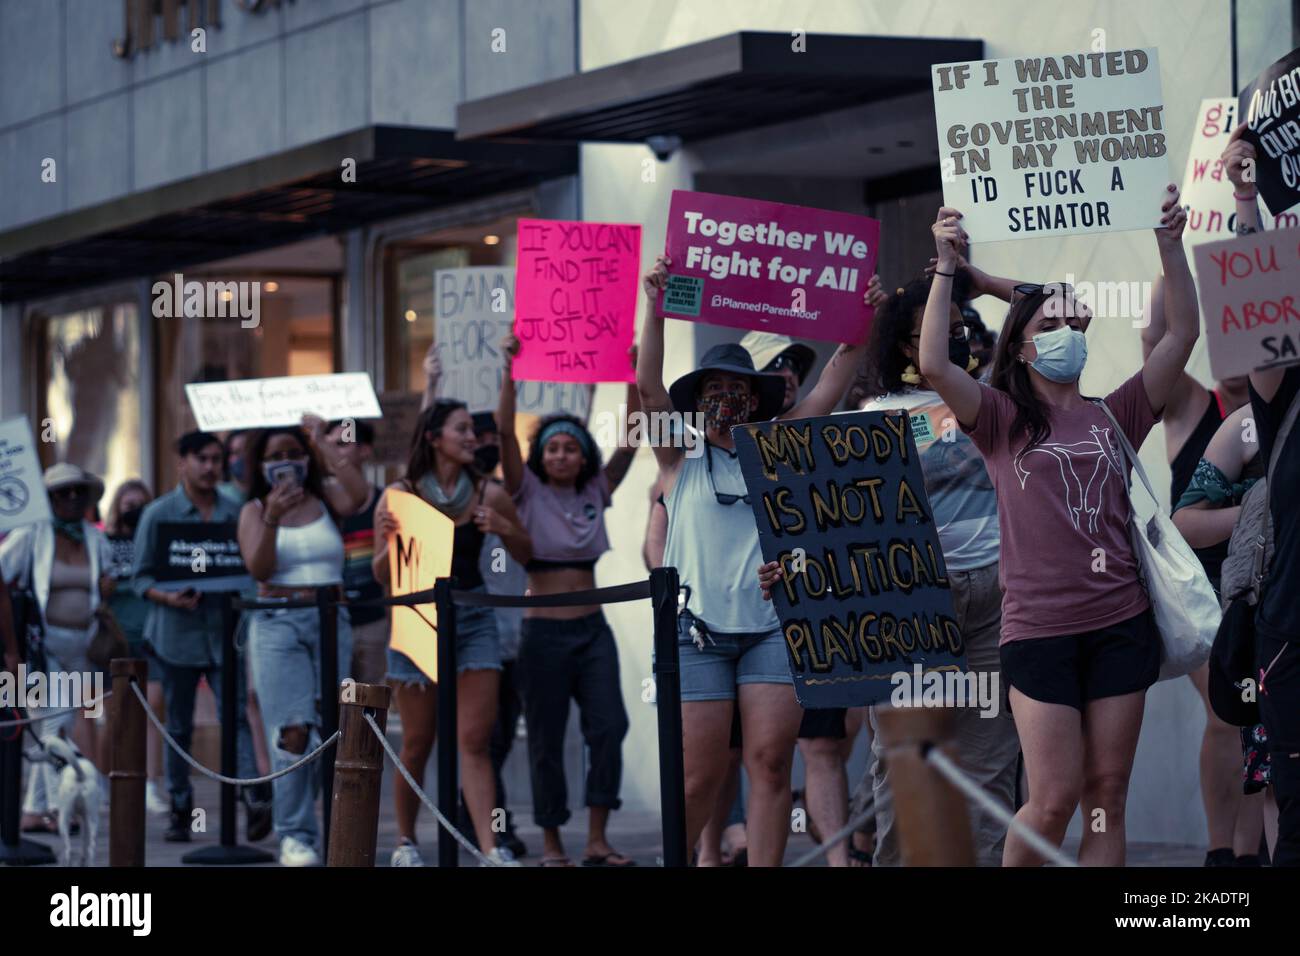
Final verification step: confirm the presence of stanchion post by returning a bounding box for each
[181,594,272,864]
[327,682,391,867]
[874,706,975,866]
[109,658,148,867]
[649,566,687,868]
[318,586,340,862]
[434,577,459,868]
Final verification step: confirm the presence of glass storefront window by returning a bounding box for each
[34,303,142,517]
[156,275,338,491]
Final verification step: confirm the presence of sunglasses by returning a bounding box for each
[910,325,970,343]
[50,487,89,502]
[1012,281,1075,300]
[706,443,750,506]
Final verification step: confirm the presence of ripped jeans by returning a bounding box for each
[248,605,352,849]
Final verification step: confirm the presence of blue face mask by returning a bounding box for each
[1028,326,1087,383]
[230,458,246,483]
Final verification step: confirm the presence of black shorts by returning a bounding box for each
[797,707,847,740]
[999,611,1160,712]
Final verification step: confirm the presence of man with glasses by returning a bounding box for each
[132,431,262,842]
[637,254,872,866]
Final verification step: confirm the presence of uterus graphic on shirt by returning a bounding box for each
[1013,425,1123,536]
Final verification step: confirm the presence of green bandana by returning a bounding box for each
[52,517,85,544]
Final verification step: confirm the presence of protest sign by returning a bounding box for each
[185,373,381,431]
[385,489,454,683]
[151,522,252,593]
[1194,226,1300,379]
[732,411,967,708]
[1181,98,1290,243]
[659,190,878,344]
[0,417,51,532]
[513,220,640,384]
[932,48,1169,241]
[1240,46,1300,216]
[434,266,593,417]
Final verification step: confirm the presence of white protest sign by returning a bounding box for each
[932,48,1170,241]
[184,373,382,431]
[434,267,591,419]
[1194,226,1300,380]
[0,417,52,532]
[1181,98,1291,245]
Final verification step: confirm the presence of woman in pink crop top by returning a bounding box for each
[495,334,640,867]
[918,189,1196,867]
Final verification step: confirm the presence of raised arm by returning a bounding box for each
[1142,275,1204,451]
[604,345,642,493]
[784,276,883,420]
[926,252,1021,303]
[1224,123,1266,237]
[1141,186,1197,417]
[1171,405,1258,548]
[303,414,369,516]
[420,343,442,413]
[497,335,526,495]
[636,255,685,484]
[642,477,667,571]
[918,208,982,427]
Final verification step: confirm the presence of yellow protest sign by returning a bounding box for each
[385,489,454,682]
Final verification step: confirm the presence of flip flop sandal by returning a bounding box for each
[539,856,575,867]
[582,851,637,867]
[847,846,872,866]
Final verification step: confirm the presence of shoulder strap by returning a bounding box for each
[1092,399,1160,510]
[1266,388,1300,492]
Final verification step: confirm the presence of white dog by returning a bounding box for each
[28,732,101,866]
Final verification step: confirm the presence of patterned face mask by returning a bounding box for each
[698,386,751,431]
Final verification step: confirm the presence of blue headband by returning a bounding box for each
[538,420,593,459]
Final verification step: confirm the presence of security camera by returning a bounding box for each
[645,135,683,162]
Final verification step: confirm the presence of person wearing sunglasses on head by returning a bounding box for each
[917,187,1195,866]
[0,464,114,835]
[637,253,873,867]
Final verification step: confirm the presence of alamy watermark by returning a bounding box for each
[889,664,1000,718]
[151,273,260,328]
[0,666,106,719]
[591,404,707,458]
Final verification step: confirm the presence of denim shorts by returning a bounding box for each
[387,591,502,686]
[675,615,792,702]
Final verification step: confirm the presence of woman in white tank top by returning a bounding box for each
[237,415,369,867]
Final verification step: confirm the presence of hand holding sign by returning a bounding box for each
[932,207,970,269]
[1155,184,1189,248]
[1223,124,1258,197]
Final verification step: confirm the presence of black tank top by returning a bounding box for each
[1169,391,1229,587]
[1170,391,1225,503]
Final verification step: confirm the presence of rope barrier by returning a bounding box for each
[0,689,113,728]
[234,580,653,614]
[363,711,496,867]
[128,681,340,787]
[923,744,1077,868]
[786,792,876,868]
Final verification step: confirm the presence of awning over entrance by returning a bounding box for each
[456,31,983,145]
[0,126,576,303]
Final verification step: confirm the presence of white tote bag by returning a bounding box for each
[1095,401,1219,680]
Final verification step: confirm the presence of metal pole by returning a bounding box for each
[434,577,459,868]
[327,682,391,867]
[182,594,272,864]
[318,586,339,862]
[650,566,686,868]
[109,658,148,867]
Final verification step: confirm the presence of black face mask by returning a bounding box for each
[120,505,144,532]
[949,336,972,372]
[473,445,501,474]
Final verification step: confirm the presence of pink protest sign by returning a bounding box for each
[512,219,641,383]
[1194,227,1300,379]
[658,190,879,344]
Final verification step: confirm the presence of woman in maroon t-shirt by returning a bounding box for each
[917,187,1195,866]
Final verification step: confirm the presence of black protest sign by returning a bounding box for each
[732,411,967,708]
[1240,46,1300,216]
[153,521,253,593]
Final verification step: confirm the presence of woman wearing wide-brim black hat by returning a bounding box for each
[636,253,875,867]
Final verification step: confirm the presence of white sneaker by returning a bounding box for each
[390,841,425,867]
[484,846,523,867]
[145,781,169,817]
[278,836,320,867]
